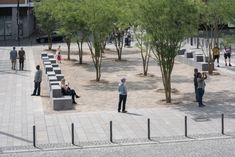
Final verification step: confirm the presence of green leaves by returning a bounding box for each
[34,0,57,34]
[140,0,198,43]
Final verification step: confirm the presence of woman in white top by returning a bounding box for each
[60,79,80,104]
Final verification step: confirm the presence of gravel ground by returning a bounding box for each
[33,43,235,113]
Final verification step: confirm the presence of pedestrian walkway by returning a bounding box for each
[0,47,46,147]
[1,46,235,152]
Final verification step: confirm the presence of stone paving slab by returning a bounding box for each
[1,45,235,151]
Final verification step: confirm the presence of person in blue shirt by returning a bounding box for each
[10,47,17,70]
[118,78,127,113]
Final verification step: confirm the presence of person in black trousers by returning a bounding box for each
[18,47,25,70]
[31,65,42,96]
[118,78,127,113]
[60,79,80,104]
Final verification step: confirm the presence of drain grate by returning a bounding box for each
[193,116,210,122]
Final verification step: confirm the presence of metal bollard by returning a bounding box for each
[221,114,224,135]
[71,123,75,145]
[33,125,36,147]
[185,116,187,137]
[147,118,151,140]
[110,121,113,143]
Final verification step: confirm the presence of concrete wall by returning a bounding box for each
[0,8,34,40]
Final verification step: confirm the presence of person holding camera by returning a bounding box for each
[197,72,207,107]
[60,79,80,104]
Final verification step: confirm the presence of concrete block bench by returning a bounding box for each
[47,71,56,76]
[49,81,60,90]
[192,62,214,71]
[51,96,73,110]
[178,49,186,55]
[194,54,204,62]
[43,61,52,67]
[176,55,214,71]
[56,74,64,81]
[41,53,48,58]
[42,56,49,62]
[184,51,193,58]
[51,85,63,98]
[48,75,58,82]
[53,67,62,74]
[45,65,53,74]
[52,64,59,68]
[48,54,54,59]
[49,58,56,64]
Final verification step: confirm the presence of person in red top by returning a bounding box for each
[57,51,62,63]
[56,45,62,63]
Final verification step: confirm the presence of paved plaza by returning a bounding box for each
[1,44,235,154]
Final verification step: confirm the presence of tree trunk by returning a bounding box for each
[161,67,172,103]
[66,40,71,60]
[114,31,124,61]
[77,39,84,64]
[208,42,213,75]
[197,36,200,49]
[48,34,52,50]
[144,53,150,76]
[134,28,151,76]
[87,39,102,82]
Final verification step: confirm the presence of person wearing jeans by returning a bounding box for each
[118,78,127,113]
[197,72,207,107]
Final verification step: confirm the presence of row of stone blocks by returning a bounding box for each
[176,49,214,71]
[41,52,73,110]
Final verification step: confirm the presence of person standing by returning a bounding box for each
[197,72,207,107]
[31,65,42,96]
[194,68,199,102]
[10,47,17,70]
[118,78,127,113]
[18,47,25,70]
[56,45,62,63]
[212,43,220,67]
[57,51,62,63]
[224,45,232,66]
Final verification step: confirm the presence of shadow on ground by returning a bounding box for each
[173,91,235,119]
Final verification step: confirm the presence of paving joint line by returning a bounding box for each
[1,133,235,154]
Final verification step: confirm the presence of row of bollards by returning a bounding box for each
[32,114,226,147]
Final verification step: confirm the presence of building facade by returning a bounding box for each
[0,0,35,40]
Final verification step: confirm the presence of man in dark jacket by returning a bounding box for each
[31,65,42,96]
[18,47,25,70]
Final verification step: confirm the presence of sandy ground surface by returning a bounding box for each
[34,44,235,113]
